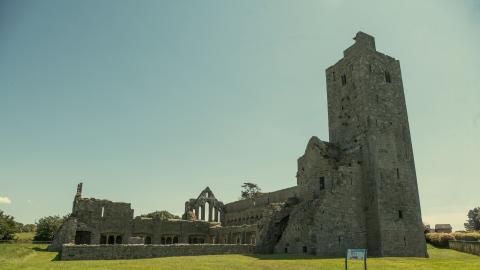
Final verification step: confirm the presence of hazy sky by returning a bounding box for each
[1,0,479,231]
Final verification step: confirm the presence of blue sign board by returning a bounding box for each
[345,249,367,270]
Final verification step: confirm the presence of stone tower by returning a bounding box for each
[325,32,426,256]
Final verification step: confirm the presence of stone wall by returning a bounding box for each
[131,218,212,244]
[275,139,368,256]
[60,244,254,260]
[210,224,257,244]
[223,186,299,227]
[449,241,480,256]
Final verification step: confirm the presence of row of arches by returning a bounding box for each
[218,232,256,245]
[100,234,122,245]
[226,214,263,226]
[160,236,179,244]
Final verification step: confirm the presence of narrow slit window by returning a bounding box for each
[396,168,400,179]
[341,74,347,86]
[319,177,325,190]
[332,71,336,81]
[385,71,391,83]
[399,210,403,219]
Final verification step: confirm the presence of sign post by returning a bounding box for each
[345,249,367,270]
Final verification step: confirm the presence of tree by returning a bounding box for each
[140,210,179,220]
[0,211,17,240]
[21,224,36,233]
[240,182,262,200]
[33,215,67,241]
[464,207,480,231]
[14,221,24,233]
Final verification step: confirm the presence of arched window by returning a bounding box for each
[166,237,172,244]
[205,201,210,221]
[115,235,122,244]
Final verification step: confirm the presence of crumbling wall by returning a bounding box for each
[255,203,295,254]
[275,163,367,256]
[48,217,77,251]
[72,198,134,244]
[223,186,300,227]
[270,136,367,256]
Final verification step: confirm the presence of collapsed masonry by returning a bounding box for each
[50,32,427,258]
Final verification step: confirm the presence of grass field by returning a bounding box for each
[0,244,479,270]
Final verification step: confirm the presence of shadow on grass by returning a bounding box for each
[245,254,343,260]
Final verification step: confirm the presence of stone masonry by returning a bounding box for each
[50,32,427,259]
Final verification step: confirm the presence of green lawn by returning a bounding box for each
[0,244,479,270]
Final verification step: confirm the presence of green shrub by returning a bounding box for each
[0,211,17,240]
[425,233,455,248]
[33,215,65,241]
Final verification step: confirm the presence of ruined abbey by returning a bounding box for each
[50,32,427,260]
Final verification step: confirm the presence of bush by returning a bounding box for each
[425,233,455,248]
[452,231,480,242]
[0,211,17,240]
[425,231,480,247]
[20,224,36,233]
[33,215,66,241]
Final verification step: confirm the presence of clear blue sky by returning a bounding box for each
[1,0,479,231]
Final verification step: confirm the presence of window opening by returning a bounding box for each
[385,71,391,83]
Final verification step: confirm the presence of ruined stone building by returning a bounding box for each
[50,32,427,258]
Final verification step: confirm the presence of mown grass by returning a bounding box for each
[0,244,479,270]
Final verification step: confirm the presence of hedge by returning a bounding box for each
[425,232,480,248]
[425,233,455,248]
